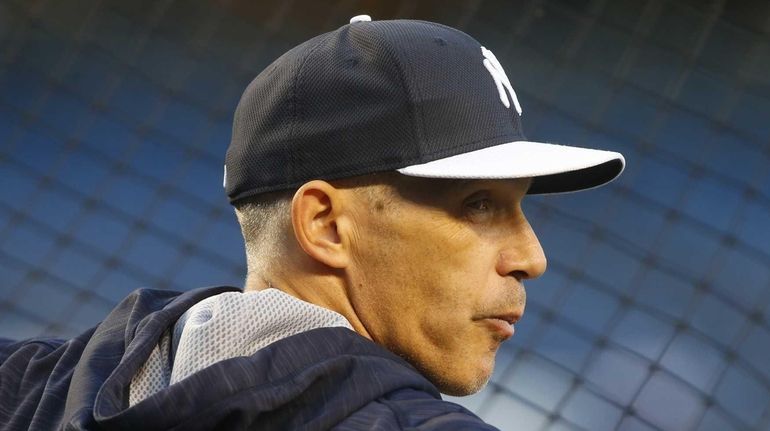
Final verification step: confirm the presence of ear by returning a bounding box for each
[290,180,351,269]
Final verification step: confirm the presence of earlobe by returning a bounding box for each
[290,181,350,269]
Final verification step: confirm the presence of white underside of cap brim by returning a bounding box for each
[397,140,625,189]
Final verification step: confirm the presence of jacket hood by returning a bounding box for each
[61,287,441,430]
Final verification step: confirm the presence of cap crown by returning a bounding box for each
[225,19,526,202]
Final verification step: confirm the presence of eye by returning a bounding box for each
[463,190,495,216]
[466,198,491,211]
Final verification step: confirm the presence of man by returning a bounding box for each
[0,16,623,430]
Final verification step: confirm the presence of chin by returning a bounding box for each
[435,359,494,396]
[438,372,491,396]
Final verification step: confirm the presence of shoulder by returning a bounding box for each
[0,334,92,430]
[0,337,69,368]
[335,386,498,430]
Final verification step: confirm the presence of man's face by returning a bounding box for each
[344,176,547,396]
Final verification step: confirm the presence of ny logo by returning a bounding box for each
[481,47,522,115]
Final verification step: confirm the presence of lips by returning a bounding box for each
[481,318,514,340]
[490,313,520,325]
[475,312,521,340]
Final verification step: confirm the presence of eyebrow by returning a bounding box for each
[452,177,533,189]
[453,179,476,188]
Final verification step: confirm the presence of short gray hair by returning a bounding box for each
[233,172,405,280]
[234,189,294,279]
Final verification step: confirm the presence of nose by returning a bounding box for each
[496,211,547,281]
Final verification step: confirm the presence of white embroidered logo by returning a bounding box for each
[481,46,522,115]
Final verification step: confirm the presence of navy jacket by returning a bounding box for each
[0,287,497,430]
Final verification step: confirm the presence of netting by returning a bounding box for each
[1,0,769,430]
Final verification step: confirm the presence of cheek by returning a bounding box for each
[395,232,498,326]
[352,219,505,392]
[351,212,501,330]
[395,226,480,286]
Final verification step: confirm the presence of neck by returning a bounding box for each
[245,270,373,341]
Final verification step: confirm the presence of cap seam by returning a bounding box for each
[415,20,479,43]
[418,20,528,138]
[291,35,330,185]
[360,23,424,158]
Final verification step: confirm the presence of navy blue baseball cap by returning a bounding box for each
[224,15,625,204]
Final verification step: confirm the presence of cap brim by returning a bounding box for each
[396,140,625,194]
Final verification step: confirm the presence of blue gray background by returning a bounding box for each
[1,0,769,430]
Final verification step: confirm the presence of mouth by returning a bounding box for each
[491,313,521,325]
[474,313,521,341]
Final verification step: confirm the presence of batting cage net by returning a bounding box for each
[1,0,769,429]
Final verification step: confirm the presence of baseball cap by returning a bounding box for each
[224,15,624,203]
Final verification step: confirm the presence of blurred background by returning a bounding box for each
[1,0,768,429]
